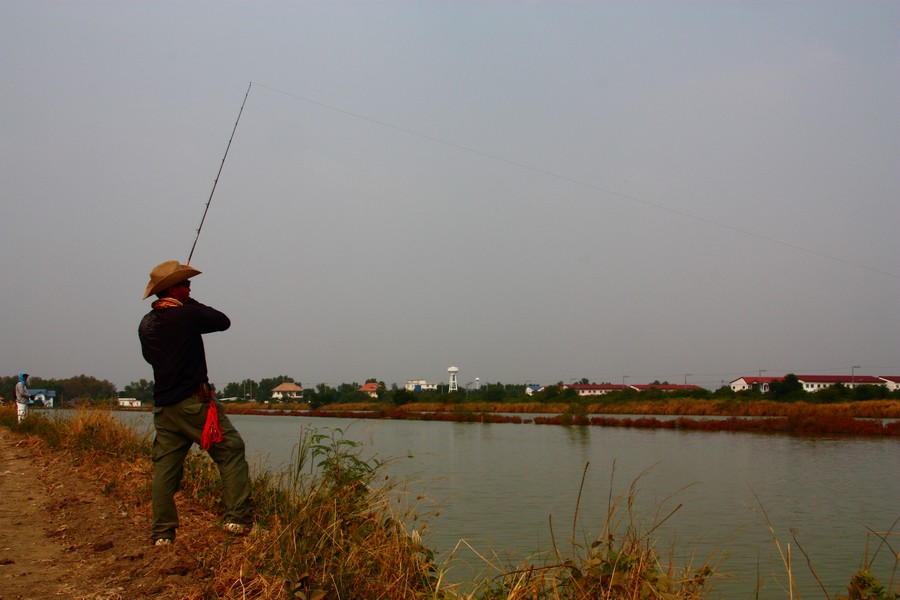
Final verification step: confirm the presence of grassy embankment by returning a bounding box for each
[1,404,897,599]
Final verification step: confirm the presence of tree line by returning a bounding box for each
[0,374,117,404]
[5,373,898,407]
[121,375,900,407]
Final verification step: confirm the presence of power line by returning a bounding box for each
[252,82,899,282]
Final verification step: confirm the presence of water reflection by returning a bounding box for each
[562,423,591,447]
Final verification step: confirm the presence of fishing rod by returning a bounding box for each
[187,82,252,265]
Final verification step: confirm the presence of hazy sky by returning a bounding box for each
[2,1,898,392]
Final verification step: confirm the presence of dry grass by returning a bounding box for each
[449,464,718,600]
[265,400,900,435]
[201,428,443,599]
[314,399,900,420]
[583,399,900,418]
[1,407,442,599]
[393,402,573,414]
[315,401,574,414]
[754,494,900,600]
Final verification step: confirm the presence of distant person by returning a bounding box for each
[15,372,31,423]
[138,260,253,546]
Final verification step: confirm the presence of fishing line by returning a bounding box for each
[187,82,252,265]
[252,81,899,282]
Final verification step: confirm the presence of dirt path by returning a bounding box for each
[0,430,196,600]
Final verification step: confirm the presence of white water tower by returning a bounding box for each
[448,366,459,392]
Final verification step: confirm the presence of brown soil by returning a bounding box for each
[0,430,200,600]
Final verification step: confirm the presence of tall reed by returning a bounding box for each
[755,495,899,600]
[200,427,444,599]
[453,464,718,600]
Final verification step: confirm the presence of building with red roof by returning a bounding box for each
[729,376,783,393]
[358,382,382,398]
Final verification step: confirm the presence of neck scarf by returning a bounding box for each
[152,297,183,310]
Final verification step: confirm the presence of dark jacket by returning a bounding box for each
[138,298,230,406]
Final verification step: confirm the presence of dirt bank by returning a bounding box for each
[0,430,199,599]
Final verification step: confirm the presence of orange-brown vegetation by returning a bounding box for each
[306,399,900,419]
[223,400,900,436]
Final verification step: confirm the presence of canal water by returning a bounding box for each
[117,411,899,598]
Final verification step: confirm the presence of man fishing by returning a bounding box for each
[138,260,253,545]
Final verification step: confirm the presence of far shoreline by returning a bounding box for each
[222,398,900,418]
[111,398,900,436]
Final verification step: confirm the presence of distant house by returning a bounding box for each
[524,385,545,396]
[729,377,783,393]
[271,382,304,401]
[405,379,438,392]
[358,382,382,399]
[879,376,900,392]
[795,375,885,392]
[629,384,705,393]
[118,397,143,408]
[561,383,708,396]
[730,374,892,393]
[565,383,629,396]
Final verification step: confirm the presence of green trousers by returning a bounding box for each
[151,394,252,541]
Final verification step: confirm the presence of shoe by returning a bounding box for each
[223,522,252,535]
[154,538,173,546]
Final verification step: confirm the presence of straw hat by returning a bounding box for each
[143,260,202,299]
